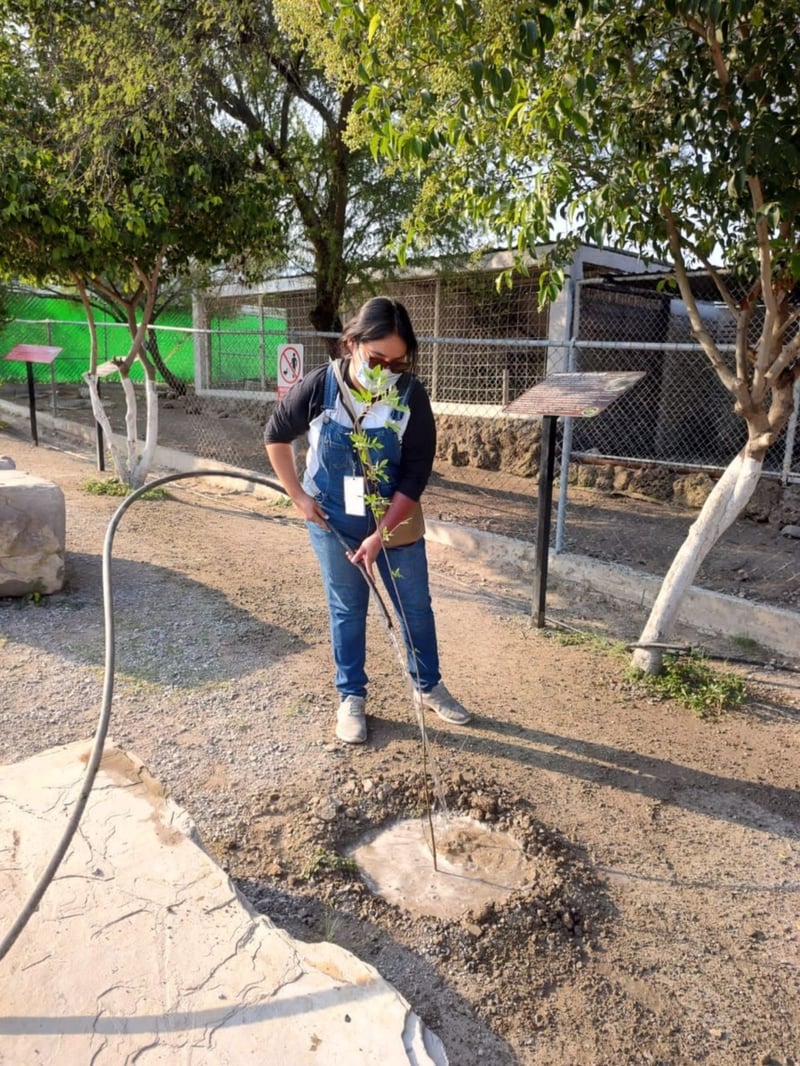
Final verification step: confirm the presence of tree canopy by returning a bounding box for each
[287,0,800,445]
[0,2,287,483]
[290,1,800,296]
[143,0,467,331]
[2,0,470,336]
[0,2,283,294]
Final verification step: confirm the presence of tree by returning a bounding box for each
[295,0,800,671]
[163,0,469,335]
[4,0,470,466]
[0,5,285,486]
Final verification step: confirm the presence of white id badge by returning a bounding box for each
[344,476,366,516]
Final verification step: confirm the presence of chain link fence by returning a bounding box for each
[1,270,798,617]
[572,277,799,474]
[558,277,799,616]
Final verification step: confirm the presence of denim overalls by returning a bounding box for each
[305,364,440,698]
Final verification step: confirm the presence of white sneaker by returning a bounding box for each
[414,682,472,725]
[336,695,367,744]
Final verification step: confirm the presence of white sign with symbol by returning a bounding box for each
[277,343,304,399]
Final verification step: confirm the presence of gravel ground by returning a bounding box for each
[2,430,800,1066]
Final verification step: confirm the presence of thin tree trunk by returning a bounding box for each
[73,278,100,376]
[631,448,764,674]
[82,372,132,483]
[119,372,139,479]
[146,329,186,396]
[131,366,160,488]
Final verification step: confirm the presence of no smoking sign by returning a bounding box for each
[277,343,304,398]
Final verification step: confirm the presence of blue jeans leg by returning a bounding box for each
[376,539,441,692]
[308,522,370,698]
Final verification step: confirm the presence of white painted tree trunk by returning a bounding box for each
[83,370,160,489]
[83,372,132,484]
[120,374,139,481]
[130,374,160,489]
[631,449,764,674]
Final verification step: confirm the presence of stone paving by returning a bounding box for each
[0,742,446,1065]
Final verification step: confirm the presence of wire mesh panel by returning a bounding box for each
[572,279,800,476]
[561,278,800,611]
[0,317,87,389]
[201,294,286,392]
[0,290,201,387]
[572,344,750,465]
[366,271,550,405]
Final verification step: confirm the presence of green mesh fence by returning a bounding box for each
[0,292,286,387]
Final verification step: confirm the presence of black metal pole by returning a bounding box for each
[532,414,558,627]
[26,362,38,446]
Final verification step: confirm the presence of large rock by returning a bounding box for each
[0,470,65,596]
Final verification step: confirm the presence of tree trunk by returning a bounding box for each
[146,329,186,396]
[82,364,157,489]
[631,448,764,674]
[130,366,160,489]
[119,373,139,480]
[83,371,133,484]
[309,291,343,358]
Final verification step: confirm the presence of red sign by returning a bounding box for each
[277,344,303,399]
[3,344,62,365]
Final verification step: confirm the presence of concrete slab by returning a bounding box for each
[0,742,447,1065]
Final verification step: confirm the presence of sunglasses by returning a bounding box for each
[359,344,410,372]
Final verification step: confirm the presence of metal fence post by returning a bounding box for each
[555,276,578,554]
[431,276,441,402]
[533,414,558,626]
[46,320,58,416]
[95,378,105,472]
[258,296,267,392]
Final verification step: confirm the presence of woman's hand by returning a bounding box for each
[265,443,328,528]
[349,529,384,579]
[291,490,329,528]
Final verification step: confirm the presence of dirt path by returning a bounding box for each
[2,429,799,1066]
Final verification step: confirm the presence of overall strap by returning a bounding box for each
[330,358,361,429]
[323,362,340,412]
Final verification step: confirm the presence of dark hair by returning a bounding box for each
[338,296,419,373]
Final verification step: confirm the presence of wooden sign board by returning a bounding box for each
[3,344,62,366]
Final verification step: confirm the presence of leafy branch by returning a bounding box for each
[348,365,409,540]
[346,364,439,869]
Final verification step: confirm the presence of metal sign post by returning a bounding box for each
[504,371,646,627]
[2,345,63,446]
